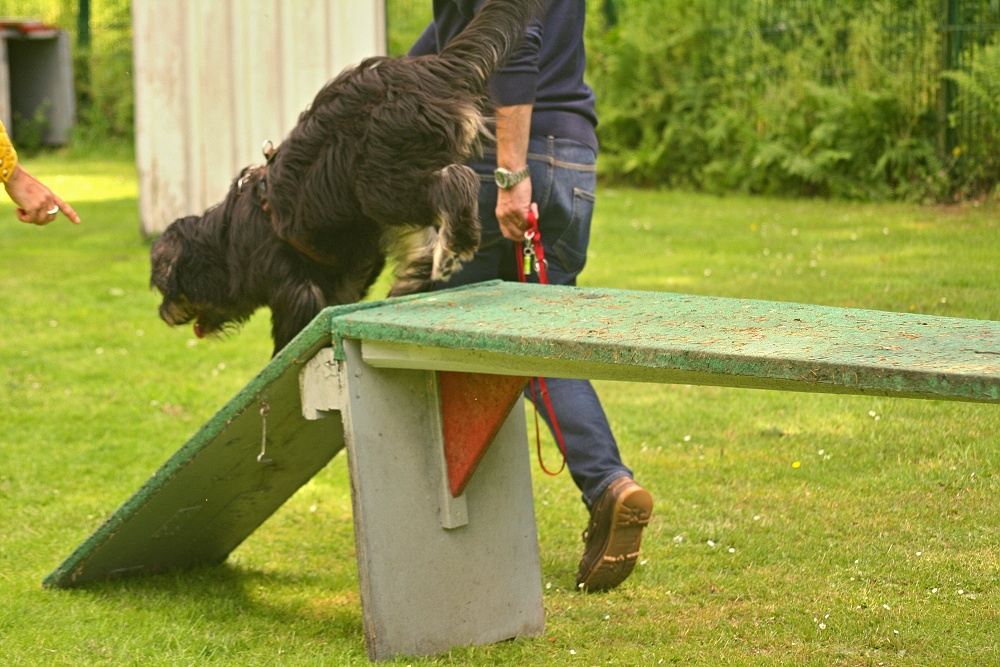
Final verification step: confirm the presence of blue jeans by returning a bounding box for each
[435,136,634,509]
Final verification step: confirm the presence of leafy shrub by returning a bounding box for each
[386,0,433,56]
[587,0,977,200]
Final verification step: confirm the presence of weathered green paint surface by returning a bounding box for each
[330,282,1000,403]
[46,281,999,588]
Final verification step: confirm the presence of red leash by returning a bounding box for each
[517,210,568,476]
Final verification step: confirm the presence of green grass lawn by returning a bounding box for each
[1,156,998,666]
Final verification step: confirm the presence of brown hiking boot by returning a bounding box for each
[576,477,653,592]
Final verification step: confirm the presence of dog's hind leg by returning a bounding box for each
[427,164,481,283]
[388,165,480,297]
[388,227,436,297]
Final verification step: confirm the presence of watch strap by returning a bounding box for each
[494,166,530,189]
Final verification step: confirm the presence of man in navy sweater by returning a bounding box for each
[410,0,653,593]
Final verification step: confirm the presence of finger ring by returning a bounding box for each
[47,206,59,215]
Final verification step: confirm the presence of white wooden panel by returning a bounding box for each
[336,2,385,68]
[0,39,10,130]
[286,0,326,125]
[134,0,386,235]
[181,0,205,209]
[233,0,286,164]
[133,2,192,236]
[193,2,237,205]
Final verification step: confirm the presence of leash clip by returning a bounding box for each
[518,210,549,277]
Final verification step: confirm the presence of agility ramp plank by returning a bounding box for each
[44,317,345,588]
[327,281,1000,403]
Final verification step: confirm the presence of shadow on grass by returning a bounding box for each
[56,561,365,645]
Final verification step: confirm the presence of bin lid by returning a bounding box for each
[0,19,60,37]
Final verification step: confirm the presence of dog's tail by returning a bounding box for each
[438,0,547,90]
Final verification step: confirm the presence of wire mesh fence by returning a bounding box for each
[739,0,994,190]
[594,0,999,196]
[940,0,1000,192]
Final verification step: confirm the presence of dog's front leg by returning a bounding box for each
[268,280,327,356]
[428,164,481,282]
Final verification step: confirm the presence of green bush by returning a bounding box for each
[386,0,432,56]
[11,102,50,155]
[587,0,961,201]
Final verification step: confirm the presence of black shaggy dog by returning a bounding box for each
[151,0,544,356]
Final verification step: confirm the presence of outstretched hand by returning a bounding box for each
[4,164,81,225]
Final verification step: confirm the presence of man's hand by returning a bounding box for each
[4,164,81,225]
[497,178,534,241]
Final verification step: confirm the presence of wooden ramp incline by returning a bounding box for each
[41,316,347,588]
[45,280,999,586]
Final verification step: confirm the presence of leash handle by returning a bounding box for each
[516,209,567,476]
[518,210,549,283]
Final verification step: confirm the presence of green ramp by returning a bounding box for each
[43,311,351,588]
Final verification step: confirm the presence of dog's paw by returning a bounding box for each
[432,229,478,282]
[449,235,479,262]
[431,243,460,282]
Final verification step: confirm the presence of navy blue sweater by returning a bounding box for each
[409,0,598,153]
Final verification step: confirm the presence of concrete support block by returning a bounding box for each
[339,338,545,661]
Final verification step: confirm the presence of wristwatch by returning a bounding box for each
[494,166,530,189]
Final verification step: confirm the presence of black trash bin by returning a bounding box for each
[0,19,75,146]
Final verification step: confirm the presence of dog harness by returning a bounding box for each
[239,141,340,267]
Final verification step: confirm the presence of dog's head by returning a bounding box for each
[150,210,256,340]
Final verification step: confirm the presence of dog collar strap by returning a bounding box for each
[284,234,339,267]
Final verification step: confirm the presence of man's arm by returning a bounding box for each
[495,103,535,241]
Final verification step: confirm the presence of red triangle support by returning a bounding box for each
[439,372,529,498]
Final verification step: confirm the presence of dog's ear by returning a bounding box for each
[155,214,230,303]
[150,219,192,298]
[179,244,229,304]
[268,280,327,356]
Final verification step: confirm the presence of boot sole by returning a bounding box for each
[578,485,653,592]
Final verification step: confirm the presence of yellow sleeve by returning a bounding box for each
[0,120,19,184]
